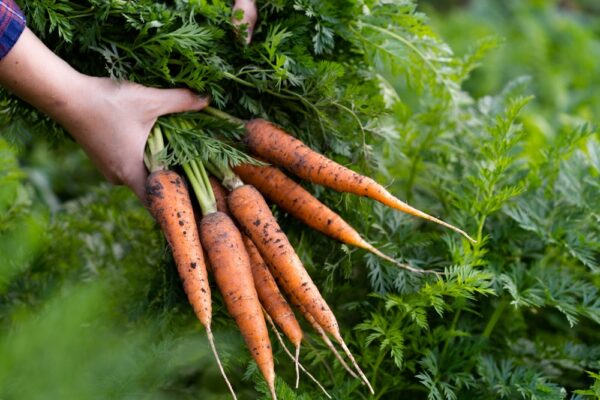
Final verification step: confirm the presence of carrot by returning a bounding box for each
[243,118,476,243]
[227,184,374,393]
[210,177,303,347]
[200,211,276,400]
[146,170,212,330]
[210,174,360,384]
[232,162,436,274]
[209,176,304,386]
[208,176,230,215]
[181,156,276,400]
[144,127,235,399]
[243,235,304,385]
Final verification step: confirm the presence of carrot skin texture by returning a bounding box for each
[245,119,475,243]
[199,211,275,392]
[208,176,230,215]
[228,185,339,335]
[233,163,374,251]
[146,170,211,327]
[243,235,304,347]
[210,176,304,347]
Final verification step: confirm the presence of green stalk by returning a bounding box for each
[206,158,244,191]
[182,161,217,216]
[203,106,245,125]
[161,123,217,216]
[482,298,509,339]
[144,125,166,172]
[204,159,225,181]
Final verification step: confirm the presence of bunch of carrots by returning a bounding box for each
[143,110,475,399]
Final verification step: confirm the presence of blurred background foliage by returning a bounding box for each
[1,0,600,399]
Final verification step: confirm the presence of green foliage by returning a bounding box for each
[1,0,600,399]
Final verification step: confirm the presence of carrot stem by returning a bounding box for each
[205,159,225,181]
[204,106,244,125]
[206,158,244,191]
[182,163,215,215]
[144,125,167,172]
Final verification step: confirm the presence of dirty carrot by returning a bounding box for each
[233,162,439,274]
[200,211,276,399]
[209,176,304,385]
[227,184,374,393]
[243,118,476,243]
[244,235,304,385]
[180,155,276,400]
[144,126,235,399]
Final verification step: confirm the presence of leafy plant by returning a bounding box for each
[1,0,599,399]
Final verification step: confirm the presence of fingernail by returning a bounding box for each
[198,94,211,104]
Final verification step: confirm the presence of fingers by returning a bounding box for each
[232,0,257,44]
[148,87,211,117]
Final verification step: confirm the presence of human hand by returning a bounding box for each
[0,28,209,203]
[232,0,258,44]
[60,77,209,202]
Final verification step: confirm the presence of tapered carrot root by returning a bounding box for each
[263,310,332,398]
[228,185,339,335]
[228,185,374,393]
[210,177,305,350]
[199,211,276,399]
[233,162,441,275]
[145,170,236,399]
[146,170,212,326]
[211,176,305,384]
[244,235,304,386]
[291,296,359,381]
[243,236,304,347]
[244,119,476,244]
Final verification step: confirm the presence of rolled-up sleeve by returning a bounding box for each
[0,0,25,60]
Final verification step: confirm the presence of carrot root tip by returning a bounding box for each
[336,335,374,395]
[265,311,330,398]
[316,328,358,380]
[294,345,300,389]
[207,328,238,400]
[269,383,278,400]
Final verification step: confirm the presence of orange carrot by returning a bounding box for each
[244,235,304,386]
[146,170,212,329]
[228,185,337,333]
[228,184,374,393]
[178,155,276,399]
[244,119,475,243]
[208,176,230,215]
[200,211,276,400]
[209,176,304,384]
[233,162,436,274]
[145,128,235,399]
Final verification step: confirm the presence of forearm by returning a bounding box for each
[0,28,88,128]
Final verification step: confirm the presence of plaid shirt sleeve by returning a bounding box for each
[0,0,25,60]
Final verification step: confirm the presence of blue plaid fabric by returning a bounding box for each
[0,0,25,60]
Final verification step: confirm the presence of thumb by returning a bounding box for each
[148,87,210,117]
[233,0,258,44]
